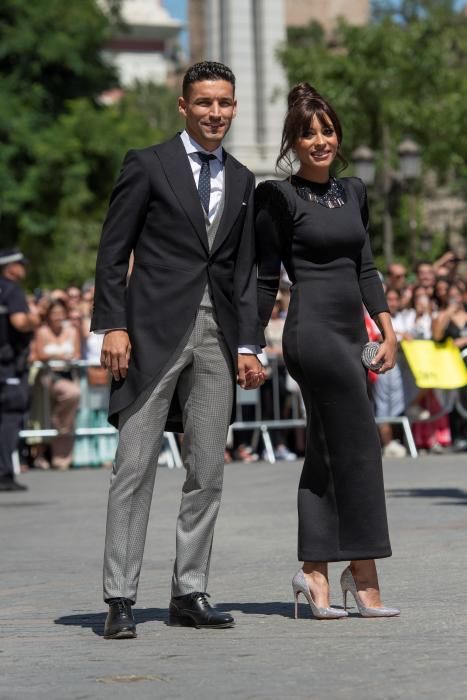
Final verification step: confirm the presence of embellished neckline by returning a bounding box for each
[291,175,346,209]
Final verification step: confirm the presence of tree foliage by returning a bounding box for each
[279,1,467,263]
[0,0,180,288]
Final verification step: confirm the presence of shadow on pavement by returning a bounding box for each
[217,601,292,618]
[387,487,467,506]
[55,602,295,635]
[55,607,167,636]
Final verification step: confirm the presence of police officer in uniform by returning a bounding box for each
[0,248,40,491]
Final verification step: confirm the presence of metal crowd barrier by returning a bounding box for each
[232,355,420,460]
[21,349,467,466]
[19,360,183,468]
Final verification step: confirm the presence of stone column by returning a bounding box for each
[202,0,287,177]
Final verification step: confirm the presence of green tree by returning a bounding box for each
[0,0,180,288]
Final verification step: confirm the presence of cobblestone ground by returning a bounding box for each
[1,454,467,700]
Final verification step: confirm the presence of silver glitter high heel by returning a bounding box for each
[292,570,348,620]
[340,567,400,618]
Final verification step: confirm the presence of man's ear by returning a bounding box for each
[178,96,187,118]
[232,99,238,119]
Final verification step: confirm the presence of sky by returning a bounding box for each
[163,0,188,53]
[163,0,187,23]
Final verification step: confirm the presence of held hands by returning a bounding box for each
[101,330,132,382]
[372,336,397,374]
[237,354,266,390]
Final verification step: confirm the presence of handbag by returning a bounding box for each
[361,341,383,370]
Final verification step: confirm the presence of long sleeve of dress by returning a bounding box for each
[255,182,286,330]
[355,179,389,318]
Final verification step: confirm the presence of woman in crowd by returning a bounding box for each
[433,277,450,312]
[31,299,80,469]
[372,288,410,457]
[432,281,467,449]
[405,285,434,339]
[255,83,400,620]
[432,281,467,349]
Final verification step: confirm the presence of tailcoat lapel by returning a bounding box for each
[210,152,247,255]
[155,135,209,252]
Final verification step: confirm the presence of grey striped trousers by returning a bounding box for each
[103,308,233,601]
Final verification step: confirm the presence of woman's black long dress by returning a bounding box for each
[255,176,392,562]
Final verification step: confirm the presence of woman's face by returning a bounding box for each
[435,280,449,304]
[414,292,430,315]
[448,286,463,309]
[386,290,401,316]
[294,114,339,176]
[47,305,67,332]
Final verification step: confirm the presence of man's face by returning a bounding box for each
[417,264,435,288]
[386,290,401,316]
[388,264,407,290]
[6,262,26,281]
[178,80,237,151]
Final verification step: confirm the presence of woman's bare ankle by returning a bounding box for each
[302,562,330,607]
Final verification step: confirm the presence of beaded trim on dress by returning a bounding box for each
[292,176,346,209]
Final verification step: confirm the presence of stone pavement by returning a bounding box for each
[1,454,467,700]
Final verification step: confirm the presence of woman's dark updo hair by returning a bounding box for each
[277,83,347,175]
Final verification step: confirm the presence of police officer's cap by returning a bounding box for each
[0,247,29,266]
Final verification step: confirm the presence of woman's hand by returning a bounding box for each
[372,335,398,374]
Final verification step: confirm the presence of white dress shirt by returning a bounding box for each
[180,129,224,224]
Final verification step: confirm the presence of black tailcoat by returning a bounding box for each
[91,134,263,430]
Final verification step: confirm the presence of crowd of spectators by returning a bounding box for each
[18,249,467,470]
[371,252,467,456]
[21,281,113,471]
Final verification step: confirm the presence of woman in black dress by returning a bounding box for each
[256,84,400,619]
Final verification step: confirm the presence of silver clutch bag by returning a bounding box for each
[361,341,383,370]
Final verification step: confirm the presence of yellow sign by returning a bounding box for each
[401,339,467,389]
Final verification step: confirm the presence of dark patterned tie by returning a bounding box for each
[197,152,216,215]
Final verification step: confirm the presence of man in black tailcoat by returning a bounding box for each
[91,62,264,638]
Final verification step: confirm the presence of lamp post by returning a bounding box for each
[352,134,422,266]
[398,137,422,264]
[351,145,376,186]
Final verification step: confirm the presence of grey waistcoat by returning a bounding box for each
[199,184,226,308]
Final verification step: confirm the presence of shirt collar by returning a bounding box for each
[180,129,224,163]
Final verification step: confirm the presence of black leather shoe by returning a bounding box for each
[0,477,28,492]
[104,598,136,639]
[168,592,234,629]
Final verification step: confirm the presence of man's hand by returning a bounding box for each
[237,354,265,390]
[101,330,132,382]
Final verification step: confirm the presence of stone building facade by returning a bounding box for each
[187,0,370,176]
[285,0,369,32]
[101,0,182,86]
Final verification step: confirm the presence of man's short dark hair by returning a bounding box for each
[182,61,235,98]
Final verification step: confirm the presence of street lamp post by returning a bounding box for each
[352,134,422,266]
[398,137,422,265]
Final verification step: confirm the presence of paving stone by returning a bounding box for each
[1,455,466,700]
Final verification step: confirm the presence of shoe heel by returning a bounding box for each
[342,589,348,611]
[168,611,192,627]
[293,590,300,620]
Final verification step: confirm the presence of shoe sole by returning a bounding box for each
[168,614,234,629]
[104,629,137,639]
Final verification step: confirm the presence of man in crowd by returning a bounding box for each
[387,262,411,309]
[414,261,436,295]
[387,262,408,292]
[0,248,40,491]
[92,62,264,638]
